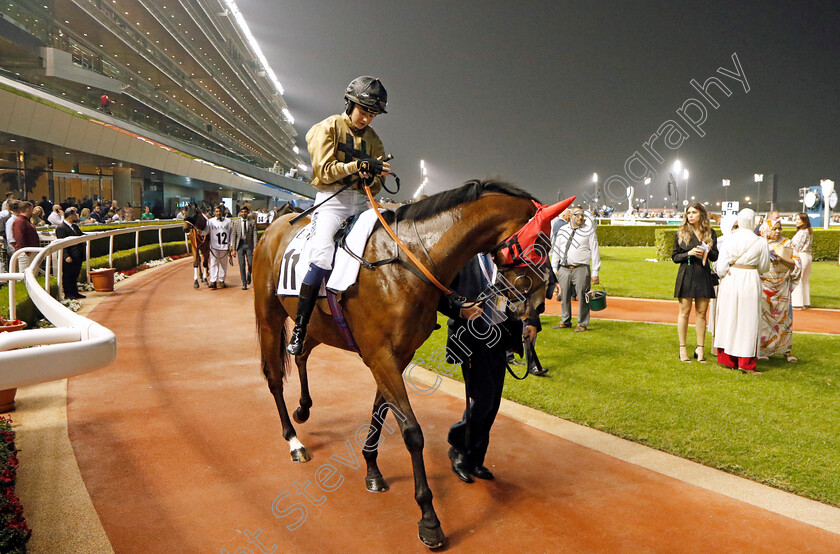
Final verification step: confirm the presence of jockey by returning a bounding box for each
[287,76,392,355]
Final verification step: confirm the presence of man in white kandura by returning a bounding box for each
[714,208,771,374]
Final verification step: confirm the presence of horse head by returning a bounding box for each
[490,195,575,319]
[184,203,207,231]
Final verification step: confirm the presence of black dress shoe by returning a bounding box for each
[241,284,248,290]
[71,293,86,299]
[471,465,495,480]
[448,447,474,483]
[528,365,548,376]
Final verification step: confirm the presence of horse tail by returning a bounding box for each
[254,241,290,383]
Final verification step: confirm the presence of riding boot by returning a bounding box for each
[287,283,319,355]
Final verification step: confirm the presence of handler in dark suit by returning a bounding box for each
[54,207,85,299]
[438,254,540,483]
[230,206,258,290]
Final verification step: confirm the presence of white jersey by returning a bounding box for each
[207,217,232,250]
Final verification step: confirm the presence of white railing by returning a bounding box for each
[0,223,189,389]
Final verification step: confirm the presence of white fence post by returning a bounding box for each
[57,248,64,301]
[108,235,114,268]
[86,241,91,284]
[158,227,164,259]
[135,230,140,266]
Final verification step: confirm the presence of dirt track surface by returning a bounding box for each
[67,260,840,552]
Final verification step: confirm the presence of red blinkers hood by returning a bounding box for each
[494,196,576,267]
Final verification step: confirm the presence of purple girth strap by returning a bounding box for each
[326,290,360,353]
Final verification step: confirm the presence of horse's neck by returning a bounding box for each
[414,196,532,286]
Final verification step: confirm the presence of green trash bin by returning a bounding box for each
[585,285,607,311]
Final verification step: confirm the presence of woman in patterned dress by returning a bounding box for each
[758,219,800,362]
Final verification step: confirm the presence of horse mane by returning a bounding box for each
[391,179,537,222]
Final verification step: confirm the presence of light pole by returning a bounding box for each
[644,176,651,212]
[683,169,689,203]
[673,160,682,209]
[413,160,428,199]
[754,173,764,212]
[722,178,730,202]
[592,173,599,212]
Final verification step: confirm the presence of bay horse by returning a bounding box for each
[183,203,211,288]
[253,180,571,548]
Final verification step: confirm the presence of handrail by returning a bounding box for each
[0,223,189,389]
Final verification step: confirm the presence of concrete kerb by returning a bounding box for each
[407,363,840,536]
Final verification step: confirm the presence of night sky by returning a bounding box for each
[240,0,839,210]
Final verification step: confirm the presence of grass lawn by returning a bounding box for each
[415,315,840,506]
[600,247,840,309]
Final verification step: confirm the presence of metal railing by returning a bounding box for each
[0,223,188,389]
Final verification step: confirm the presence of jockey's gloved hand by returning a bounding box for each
[357,158,384,176]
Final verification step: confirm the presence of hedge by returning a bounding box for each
[595,225,657,246]
[655,228,840,261]
[39,221,188,259]
[0,276,58,327]
[80,241,189,279]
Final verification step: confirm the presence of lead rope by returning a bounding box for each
[363,184,455,296]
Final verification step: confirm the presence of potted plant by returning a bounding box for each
[89,267,117,292]
[0,317,26,413]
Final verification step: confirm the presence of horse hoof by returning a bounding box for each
[193,281,199,289]
[292,407,310,424]
[290,448,311,463]
[418,524,446,550]
[365,476,389,493]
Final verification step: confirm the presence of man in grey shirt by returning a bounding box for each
[550,206,601,332]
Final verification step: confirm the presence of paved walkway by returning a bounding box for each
[12,259,840,552]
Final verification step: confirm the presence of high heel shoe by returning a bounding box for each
[693,345,706,363]
[679,345,691,362]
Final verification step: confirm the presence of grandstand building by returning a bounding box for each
[0,0,311,215]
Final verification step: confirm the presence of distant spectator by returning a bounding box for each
[175,207,186,220]
[106,209,116,221]
[790,213,813,309]
[4,200,20,254]
[758,219,800,363]
[100,94,112,115]
[48,204,64,226]
[1,192,14,212]
[110,208,125,222]
[141,206,155,220]
[124,203,134,221]
[38,195,52,215]
[55,207,86,299]
[12,202,39,272]
[30,205,47,226]
[79,207,91,224]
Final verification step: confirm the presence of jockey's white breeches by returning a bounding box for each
[308,188,368,270]
[209,248,229,282]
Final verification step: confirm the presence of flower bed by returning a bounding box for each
[0,416,31,553]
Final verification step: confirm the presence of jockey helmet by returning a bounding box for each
[344,76,388,115]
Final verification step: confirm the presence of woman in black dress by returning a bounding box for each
[672,202,718,362]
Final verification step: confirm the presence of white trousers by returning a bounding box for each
[209,249,228,282]
[17,252,30,272]
[308,188,368,270]
[791,252,812,307]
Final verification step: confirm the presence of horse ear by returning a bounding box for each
[542,195,576,221]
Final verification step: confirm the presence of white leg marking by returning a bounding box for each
[289,436,304,452]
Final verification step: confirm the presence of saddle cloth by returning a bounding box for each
[277,208,383,296]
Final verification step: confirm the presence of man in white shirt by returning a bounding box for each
[3,200,19,256]
[550,206,601,332]
[47,204,64,226]
[206,205,232,288]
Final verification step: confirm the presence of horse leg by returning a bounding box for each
[257,297,310,463]
[373,367,445,549]
[192,255,200,288]
[292,336,317,424]
[362,389,390,493]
